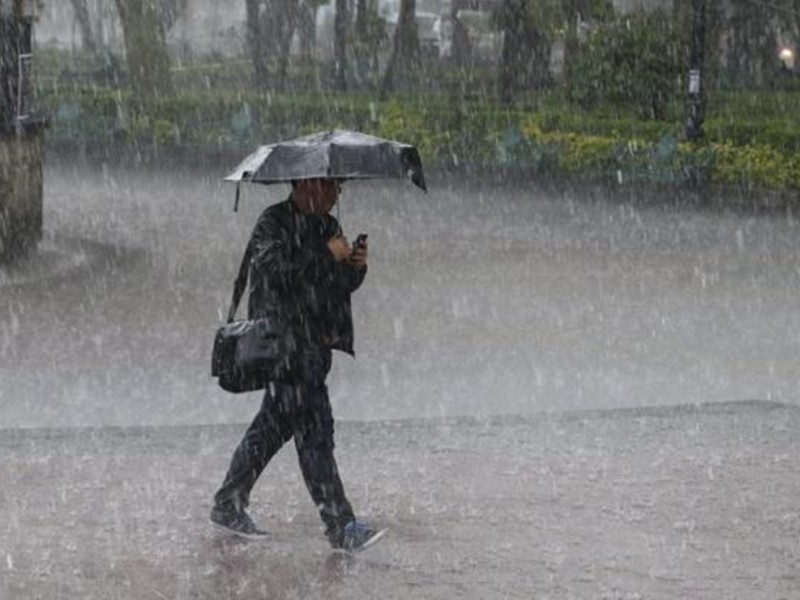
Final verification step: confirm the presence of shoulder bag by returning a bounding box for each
[211,244,288,393]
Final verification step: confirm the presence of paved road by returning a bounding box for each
[1,159,798,427]
[1,401,798,599]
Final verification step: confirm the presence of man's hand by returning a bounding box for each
[349,240,368,270]
[327,235,351,262]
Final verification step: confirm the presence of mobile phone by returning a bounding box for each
[352,233,368,250]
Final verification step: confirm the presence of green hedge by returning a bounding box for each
[37,86,381,148]
[517,121,800,190]
[36,86,800,193]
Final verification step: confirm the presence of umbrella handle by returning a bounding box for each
[233,183,241,212]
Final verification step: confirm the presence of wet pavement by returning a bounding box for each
[1,159,799,427]
[2,158,799,597]
[2,400,799,599]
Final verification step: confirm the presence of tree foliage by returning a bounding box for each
[568,9,684,120]
[495,0,562,102]
[560,0,614,80]
[724,0,800,88]
[245,0,302,90]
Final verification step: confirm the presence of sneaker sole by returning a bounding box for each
[211,520,269,539]
[333,528,388,554]
[359,527,388,551]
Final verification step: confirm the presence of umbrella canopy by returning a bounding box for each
[224,130,427,191]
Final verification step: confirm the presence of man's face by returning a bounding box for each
[296,178,342,214]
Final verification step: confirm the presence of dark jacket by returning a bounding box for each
[246,197,366,355]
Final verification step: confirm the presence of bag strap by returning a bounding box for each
[227,242,252,323]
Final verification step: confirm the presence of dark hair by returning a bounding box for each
[291,178,341,188]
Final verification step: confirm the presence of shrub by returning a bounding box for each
[35,86,800,194]
[710,142,800,190]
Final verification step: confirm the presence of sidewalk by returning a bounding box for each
[1,400,798,599]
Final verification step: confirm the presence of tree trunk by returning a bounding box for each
[354,0,369,81]
[498,0,524,103]
[274,0,299,90]
[380,0,419,98]
[69,0,97,54]
[158,0,188,33]
[94,0,105,50]
[0,16,18,122]
[526,28,551,88]
[114,0,173,97]
[297,0,316,62]
[245,0,269,86]
[562,0,579,83]
[685,0,706,139]
[355,0,368,39]
[334,0,348,90]
[297,1,318,87]
[450,0,471,68]
[517,13,552,89]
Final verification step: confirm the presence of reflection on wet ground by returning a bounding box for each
[1,402,798,599]
[198,535,353,598]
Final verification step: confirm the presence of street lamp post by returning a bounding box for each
[685,0,706,142]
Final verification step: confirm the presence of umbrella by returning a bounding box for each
[225,130,426,210]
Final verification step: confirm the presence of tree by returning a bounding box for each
[685,0,706,141]
[495,0,561,102]
[355,0,369,76]
[158,0,188,32]
[380,0,420,98]
[354,0,388,85]
[568,9,683,120]
[727,0,777,87]
[272,0,301,90]
[334,0,348,89]
[724,0,800,87]
[114,0,173,97]
[449,3,471,67]
[728,0,800,84]
[297,0,319,83]
[497,0,526,103]
[245,0,302,90]
[69,0,97,54]
[672,0,724,88]
[560,0,613,81]
[245,0,268,84]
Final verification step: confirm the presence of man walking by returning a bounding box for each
[210,178,384,551]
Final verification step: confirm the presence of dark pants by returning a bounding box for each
[213,345,355,542]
